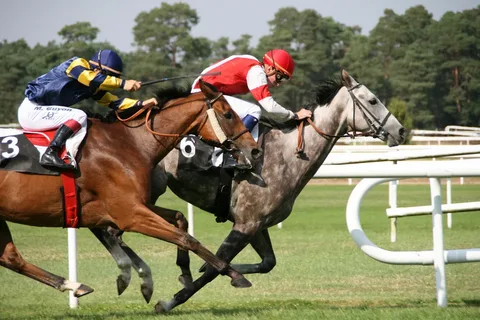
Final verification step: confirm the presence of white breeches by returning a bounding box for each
[18,98,87,159]
[223,95,260,141]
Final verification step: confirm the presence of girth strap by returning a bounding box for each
[60,172,81,228]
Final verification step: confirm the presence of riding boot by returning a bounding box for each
[221,152,252,171]
[221,114,259,171]
[40,124,76,170]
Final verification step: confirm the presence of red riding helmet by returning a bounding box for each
[263,49,295,78]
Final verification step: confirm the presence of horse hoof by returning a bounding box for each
[198,263,207,273]
[178,275,194,290]
[116,276,130,296]
[141,283,153,304]
[74,284,94,297]
[231,276,252,288]
[154,301,170,313]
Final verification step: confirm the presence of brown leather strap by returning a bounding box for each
[296,120,305,154]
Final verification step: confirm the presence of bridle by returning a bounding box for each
[296,83,392,154]
[115,92,249,151]
[347,83,392,140]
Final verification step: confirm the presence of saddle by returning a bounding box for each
[176,129,266,223]
[0,128,73,175]
[0,128,81,227]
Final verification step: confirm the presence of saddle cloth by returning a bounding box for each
[0,128,69,175]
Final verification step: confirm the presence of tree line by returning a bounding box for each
[1,3,479,130]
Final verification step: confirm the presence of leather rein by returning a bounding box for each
[114,93,249,150]
[296,83,392,154]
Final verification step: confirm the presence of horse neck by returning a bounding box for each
[303,87,351,165]
[122,98,206,167]
[263,87,351,195]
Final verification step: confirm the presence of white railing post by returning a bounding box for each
[429,178,447,307]
[68,228,78,308]
[389,179,398,242]
[187,203,194,236]
[446,178,452,229]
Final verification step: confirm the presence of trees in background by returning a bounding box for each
[1,3,479,129]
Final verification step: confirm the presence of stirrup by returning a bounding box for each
[63,152,77,169]
[40,150,75,171]
[222,159,252,171]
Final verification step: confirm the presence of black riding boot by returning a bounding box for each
[40,124,76,170]
[221,115,257,171]
[221,152,253,171]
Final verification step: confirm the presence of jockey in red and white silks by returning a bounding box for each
[191,50,312,142]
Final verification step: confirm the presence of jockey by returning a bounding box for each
[18,49,158,171]
[191,49,312,169]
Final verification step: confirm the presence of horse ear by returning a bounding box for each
[341,70,358,89]
[198,78,218,100]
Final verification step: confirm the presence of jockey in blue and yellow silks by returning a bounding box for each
[18,49,158,170]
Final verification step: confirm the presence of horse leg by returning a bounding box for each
[0,220,93,297]
[155,225,255,313]
[199,228,276,274]
[113,205,250,289]
[90,228,136,299]
[147,205,193,290]
[232,229,276,274]
[91,207,194,301]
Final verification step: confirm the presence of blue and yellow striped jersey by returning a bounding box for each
[25,57,140,110]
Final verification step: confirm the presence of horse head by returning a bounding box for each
[341,70,405,147]
[196,79,262,168]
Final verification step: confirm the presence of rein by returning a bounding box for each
[295,84,391,154]
[114,92,249,148]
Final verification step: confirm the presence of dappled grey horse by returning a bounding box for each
[92,70,405,312]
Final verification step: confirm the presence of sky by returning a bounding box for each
[1,0,478,53]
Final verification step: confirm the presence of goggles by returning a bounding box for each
[275,70,290,83]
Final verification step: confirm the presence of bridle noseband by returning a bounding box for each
[296,83,392,154]
[347,83,392,140]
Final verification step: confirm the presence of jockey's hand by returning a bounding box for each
[123,80,142,92]
[142,98,158,108]
[295,108,312,120]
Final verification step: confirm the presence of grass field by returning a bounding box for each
[1,183,480,319]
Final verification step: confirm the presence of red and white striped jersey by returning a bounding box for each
[192,55,294,120]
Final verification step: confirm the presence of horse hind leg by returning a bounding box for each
[114,230,155,303]
[198,228,276,274]
[147,206,193,290]
[232,229,276,274]
[118,205,250,289]
[0,220,93,297]
[90,228,135,299]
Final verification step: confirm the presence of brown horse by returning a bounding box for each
[0,80,261,300]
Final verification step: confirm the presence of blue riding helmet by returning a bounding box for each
[89,49,123,76]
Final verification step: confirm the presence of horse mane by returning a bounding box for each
[261,76,344,130]
[87,83,192,123]
[305,76,343,109]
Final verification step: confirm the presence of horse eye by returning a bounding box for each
[369,98,377,105]
[224,112,233,119]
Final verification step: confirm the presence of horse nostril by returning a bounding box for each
[252,148,262,159]
[399,127,405,136]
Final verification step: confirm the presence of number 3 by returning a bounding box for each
[2,136,20,158]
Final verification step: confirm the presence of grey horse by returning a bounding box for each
[91,70,406,312]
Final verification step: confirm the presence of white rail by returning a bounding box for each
[386,201,480,217]
[340,160,480,308]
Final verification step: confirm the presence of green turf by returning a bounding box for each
[1,183,480,319]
